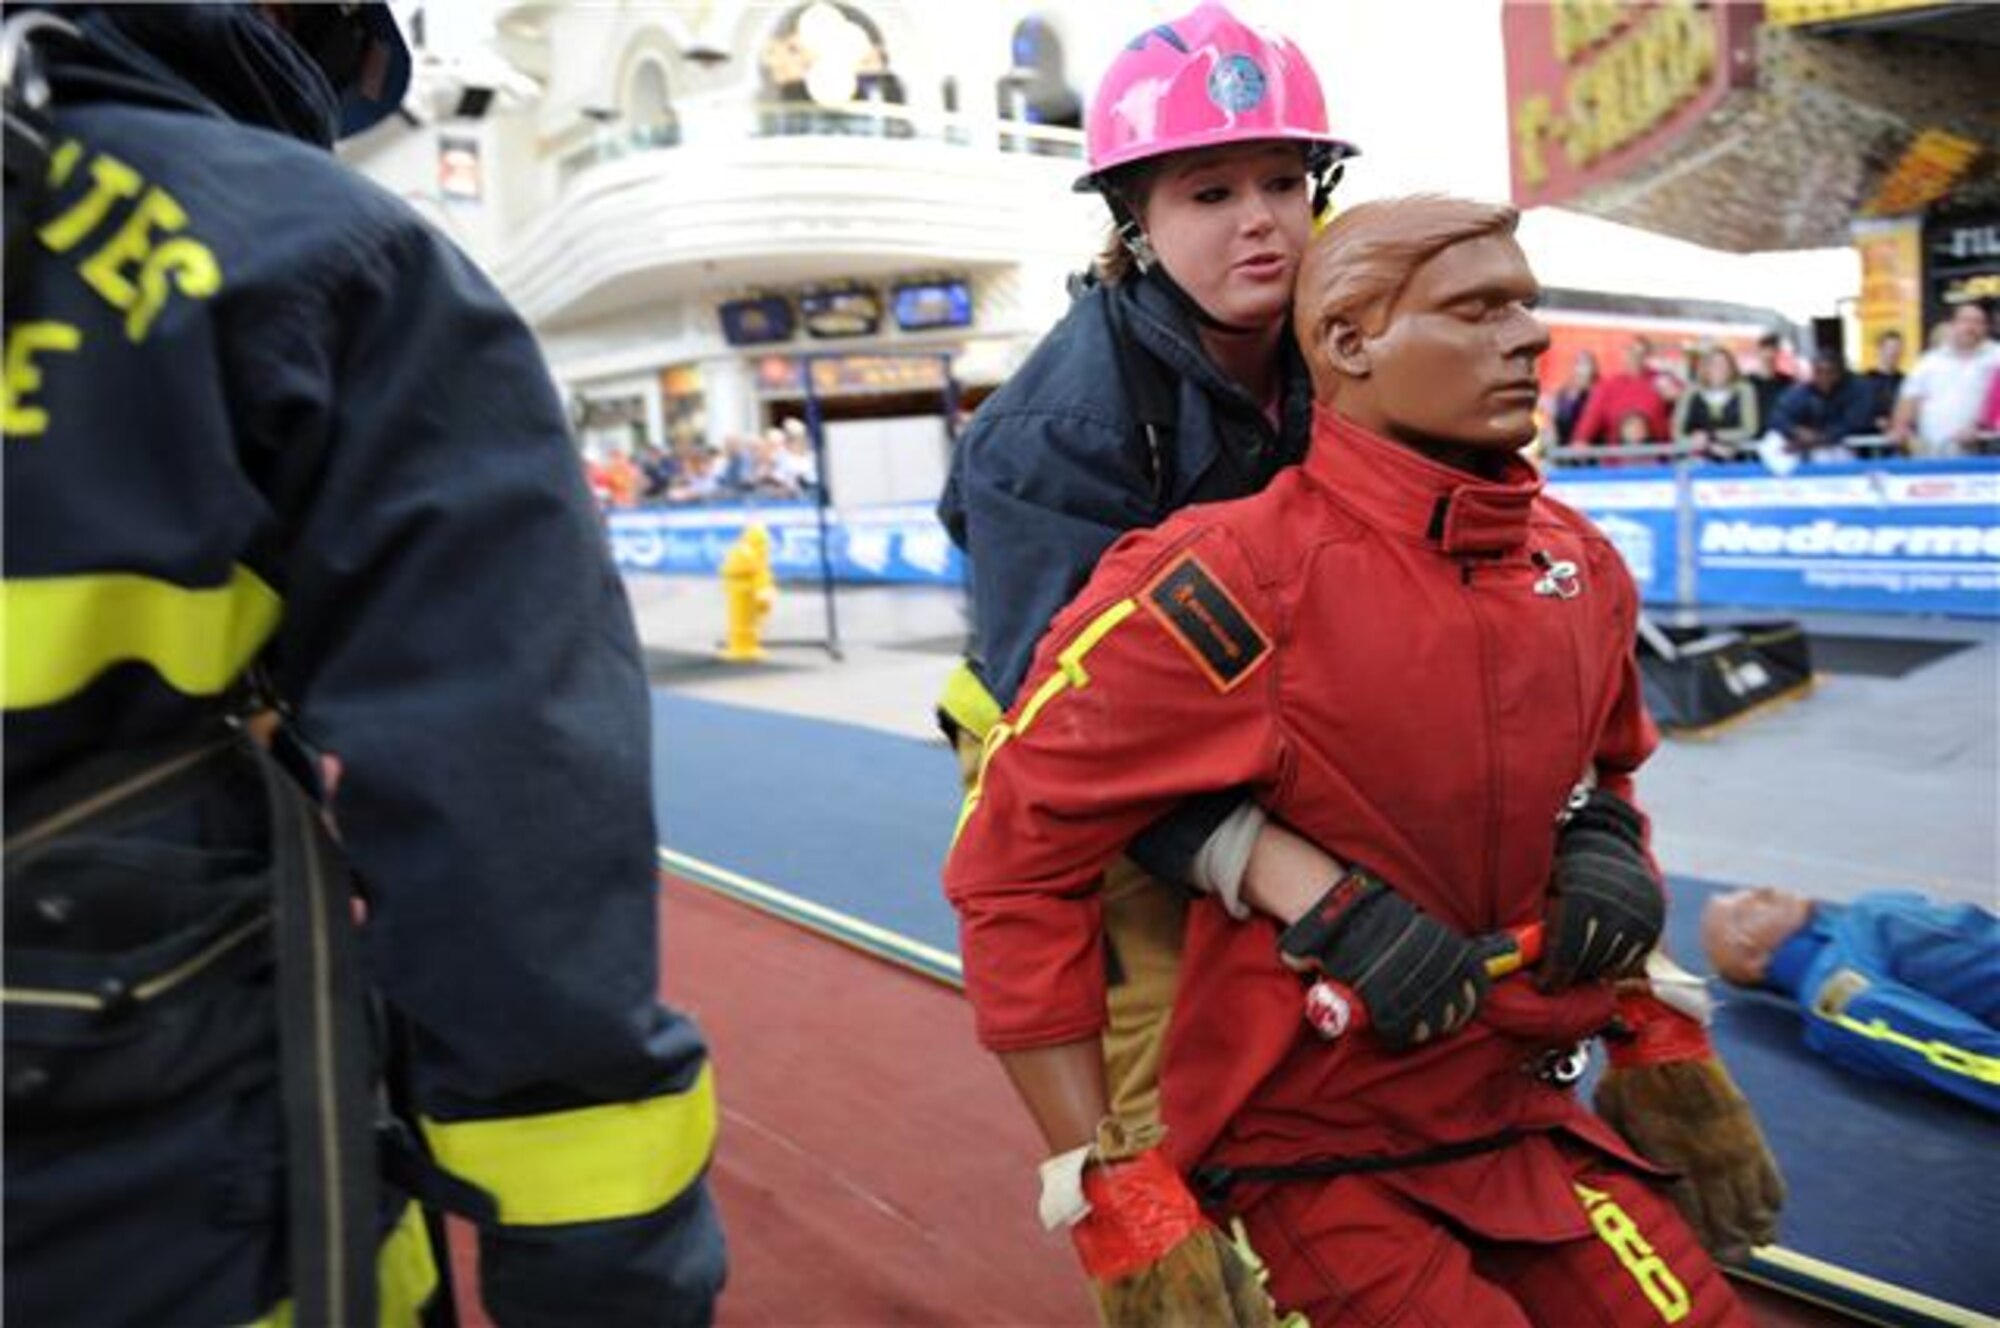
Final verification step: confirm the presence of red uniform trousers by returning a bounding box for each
[1239,1137,1750,1328]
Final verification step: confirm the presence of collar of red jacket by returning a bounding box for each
[1306,408,1543,556]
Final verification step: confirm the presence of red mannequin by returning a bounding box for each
[949,196,1767,1326]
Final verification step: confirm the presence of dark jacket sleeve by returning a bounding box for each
[952,397,1250,887]
[1827,380,1878,447]
[243,212,721,1324]
[1769,382,1811,440]
[953,403,1156,709]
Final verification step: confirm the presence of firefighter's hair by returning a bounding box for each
[1295,195,1519,399]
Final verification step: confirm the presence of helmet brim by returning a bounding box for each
[1074,133,1361,194]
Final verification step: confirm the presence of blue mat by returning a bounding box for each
[651,691,1997,1324]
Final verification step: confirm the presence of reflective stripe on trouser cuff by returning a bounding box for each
[248,1200,439,1328]
[938,660,1002,743]
[2,564,282,710]
[421,1062,718,1227]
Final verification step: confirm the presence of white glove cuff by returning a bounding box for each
[1189,801,1268,920]
[1646,949,1715,1025]
[1037,1143,1095,1231]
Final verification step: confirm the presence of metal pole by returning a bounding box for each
[801,358,843,660]
[1673,452,1699,619]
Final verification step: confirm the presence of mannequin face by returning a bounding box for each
[1139,142,1313,333]
[1329,232,1550,456]
[1701,887,1815,985]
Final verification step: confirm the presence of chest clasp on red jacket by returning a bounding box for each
[1531,550,1582,600]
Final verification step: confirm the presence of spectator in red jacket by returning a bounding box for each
[1571,337,1670,452]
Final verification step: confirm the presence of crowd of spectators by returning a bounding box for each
[1543,304,2000,469]
[584,417,822,509]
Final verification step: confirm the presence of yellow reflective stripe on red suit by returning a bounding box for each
[421,1063,717,1227]
[2,564,281,709]
[950,598,1139,848]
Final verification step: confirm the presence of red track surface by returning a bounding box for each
[449,876,1860,1328]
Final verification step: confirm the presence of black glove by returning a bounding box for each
[1539,788,1664,991]
[1277,868,1489,1050]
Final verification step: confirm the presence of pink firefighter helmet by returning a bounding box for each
[1075,0,1357,194]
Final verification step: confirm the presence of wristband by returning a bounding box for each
[1038,1143,1094,1231]
[1070,1148,1204,1281]
[1276,867,1381,965]
[1606,991,1714,1069]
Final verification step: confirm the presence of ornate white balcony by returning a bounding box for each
[492,105,1099,330]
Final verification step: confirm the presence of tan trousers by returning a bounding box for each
[953,729,1184,1138]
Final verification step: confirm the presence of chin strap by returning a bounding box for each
[1107,188,1265,336]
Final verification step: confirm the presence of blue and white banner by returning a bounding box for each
[1546,472,1679,602]
[1690,462,2000,616]
[1553,460,2000,618]
[607,501,964,585]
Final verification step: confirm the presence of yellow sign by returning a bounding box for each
[1513,0,1718,188]
[1552,0,1626,61]
[1765,0,1951,28]
[1862,128,1982,218]
[1852,217,1923,369]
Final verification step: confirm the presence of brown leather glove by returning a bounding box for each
[1068,1145,1281,1328]
[1594,990,1785,1263]
[1092,1223,1281,1328]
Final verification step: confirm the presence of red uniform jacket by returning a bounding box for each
[945,410,1664,1240]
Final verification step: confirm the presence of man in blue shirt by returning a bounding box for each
[1767,349,1879,462]
[1702,887,1999,1114]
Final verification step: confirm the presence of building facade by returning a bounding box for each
[346,0,1173,508]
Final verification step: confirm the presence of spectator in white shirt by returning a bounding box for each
[1892,303,2000,456]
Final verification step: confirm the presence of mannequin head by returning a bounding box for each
[1700,887,1816,985]
[1295,195,1550,466]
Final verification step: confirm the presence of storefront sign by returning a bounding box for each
[1861,129,1982,219]
[799,283,883,339]
[753,354,950,398]
[892,278,973,331]
[1923,209,2000,332]
[719,296,796,346]
[808,354,947,395]
[1504,0,1757,211]
[1852,216,1924,368]
[1764,0,1945,27]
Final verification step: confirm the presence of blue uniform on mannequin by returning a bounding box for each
[1704,886,1999,1114]
[3,6,723,1324]
[1765,892,1999,1114]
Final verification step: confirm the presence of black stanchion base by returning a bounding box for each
[1637,619,1815,736]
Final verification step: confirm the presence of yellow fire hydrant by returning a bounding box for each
[720,522,776,661]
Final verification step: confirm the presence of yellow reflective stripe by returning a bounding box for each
[950,598,1138,849]
[2,564,281,710]
[1574,1182,1692,1324]
[422,1063,717,1227]
[1828,1011,2000,1085]
[938,660,1002,742]
[1050,598,1137,691]
[1224,1217,1311,1327]
[246,1200,437,1328]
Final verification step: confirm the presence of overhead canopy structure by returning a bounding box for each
[1503,0,1999,254]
